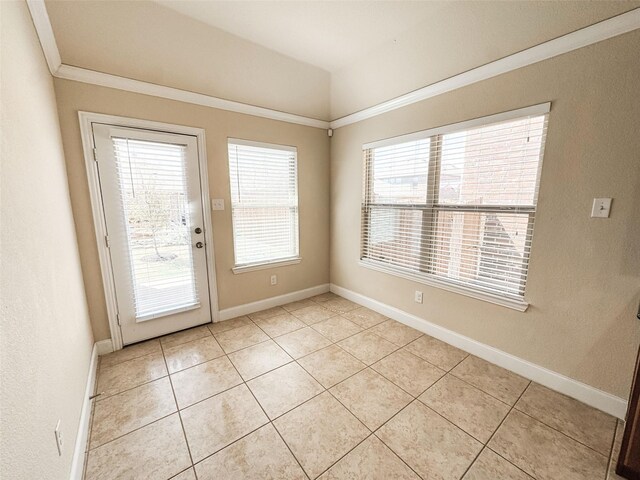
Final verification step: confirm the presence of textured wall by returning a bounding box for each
[0,2,94,479]
[330,30,640,398]
[53,80,331,341]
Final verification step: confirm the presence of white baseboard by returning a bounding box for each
[95,339,113,356]
[219,283,330,321]
[330,283,628,419]
[69,343,99,480]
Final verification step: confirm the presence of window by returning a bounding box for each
[361,104,549,309]
[228,139,299,271]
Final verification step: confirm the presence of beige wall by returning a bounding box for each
[330,30,640,398]
[330,1,640,119]
[53,80,331,341]
[45,0,331,121]
[0,2,94,479]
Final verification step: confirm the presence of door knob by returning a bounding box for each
[195,242,204,249]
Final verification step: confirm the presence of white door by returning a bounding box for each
[93,124,212,344]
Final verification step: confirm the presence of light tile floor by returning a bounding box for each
[84,293,624,480]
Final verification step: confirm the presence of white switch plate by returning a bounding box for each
[591,198,612,218]
[414,291,423,304]
[270,275,277,286]
[211,198,225,211]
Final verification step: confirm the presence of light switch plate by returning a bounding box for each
[211,198,225,211]
[591,198,612,218]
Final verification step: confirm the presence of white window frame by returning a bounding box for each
[360,103,551,311]
[228,138,301,274]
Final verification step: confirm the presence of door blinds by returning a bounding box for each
[112,137,199,320]
[361,107,549,303]
[228,139,299,267]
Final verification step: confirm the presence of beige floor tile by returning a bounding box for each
[319,435,419,479]
[290,304,337,325]
[181,384,269,462]
[100,339,162,369]
[85,414,191,480]
[275,327,332,358]
[273,392,369,479]
[297,344,366,388]
[248,362,324,419]
[489,410,608,480]
[515,382,616,455]
[372,349,445,397]
[451,356,529,405]
[377,401,482,480]
[338,331,398,365]
[208,316,252,335]
[227,339,293,380]
[97,352,168,399]
[170,468,196,480]
[254,312,306,337]
[163,336,224,373]
[249,306,287,321]
[419,375,510,443]
[342,307,389,329]
[403,335,468,371]
[463,449,533,480]
[311,292,340,303]
[311,315,362,342]
[160,325,212,350]
[90,377,176,449]
[282,298,316,312]
[195,424,307,480]
[171,356,243,408]
[322,297,360,313]
[214,323,269,353]
[330,368,412,430]
[370,320,423,347]
[608,420,625,480]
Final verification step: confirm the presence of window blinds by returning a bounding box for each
[361,106,549,303]
[112,137,199,320]
[228,139,299,267]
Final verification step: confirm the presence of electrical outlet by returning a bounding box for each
[270,275,277,286]
[414,291,423,304]
[54,420,63,456]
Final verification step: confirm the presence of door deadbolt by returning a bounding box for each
[195,242,204,249]
[195,227,202,234]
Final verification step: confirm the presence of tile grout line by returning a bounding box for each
[463,380,534,480]
[159,338,198,475]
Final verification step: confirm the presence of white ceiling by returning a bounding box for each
[155,0,440,73]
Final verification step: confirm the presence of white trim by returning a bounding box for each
[69,343,99,480]
[95,339,114,356]
[218,283,329,320]
[362,102,550,150]
[330,8,640,129]
[232,257,302,274]
[25,0,329,130]
[26,0,639,130]
[360,260,529,312]
[330,283,628,419]
[26,0,61,75]
[78,112,220,350]
[228,138,298,153]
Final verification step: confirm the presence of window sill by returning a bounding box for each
[359,259,529,312]
[232,257,302,274]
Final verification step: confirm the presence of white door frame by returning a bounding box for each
[78,111,220,350]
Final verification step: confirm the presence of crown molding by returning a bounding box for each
[25,0,330,130]
[26,0,639,131]
[329,8,640,129]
